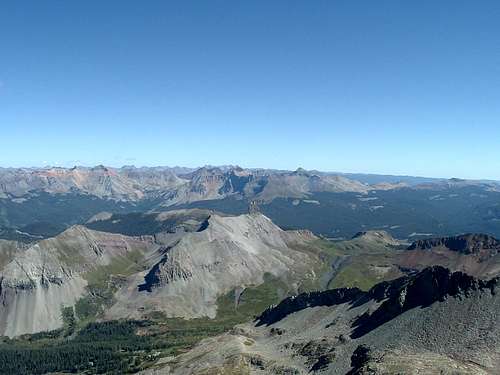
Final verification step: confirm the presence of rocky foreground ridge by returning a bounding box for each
[154,266,500,374]
[257,266,498,337]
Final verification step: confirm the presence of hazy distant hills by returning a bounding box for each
[1,165,499,241]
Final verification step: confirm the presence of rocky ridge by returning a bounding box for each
[408,233,500,255]
[398,233,500,279]
[257,266,498,335]
[157,266,500,374]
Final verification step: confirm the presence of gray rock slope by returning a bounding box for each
[152,266,500,374]
[0,239,27,268]
[0,226,156,337]
[106,213,320,320]
[0,211,321,337]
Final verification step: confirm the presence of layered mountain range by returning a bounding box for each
[2,205,500,340]
[1,165,500,242]
[1,165,500,374]
[0,165,395,202]
[2,165,498,202]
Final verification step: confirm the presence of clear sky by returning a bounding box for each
[1,1,499,179]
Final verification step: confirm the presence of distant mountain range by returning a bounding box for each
[2,165,498,201]
[1,165,500,242]
[0,165,406,202]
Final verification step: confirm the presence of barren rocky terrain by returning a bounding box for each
[0,210,323,337]
[145,266,500,374]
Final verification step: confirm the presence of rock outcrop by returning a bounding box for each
[399,233,500,279]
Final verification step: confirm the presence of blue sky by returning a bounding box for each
[1,1,499,179]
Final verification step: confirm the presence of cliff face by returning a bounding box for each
[408,233,500,255]
[398,234,500,279]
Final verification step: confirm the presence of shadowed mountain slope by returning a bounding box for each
[157,266,500,374]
